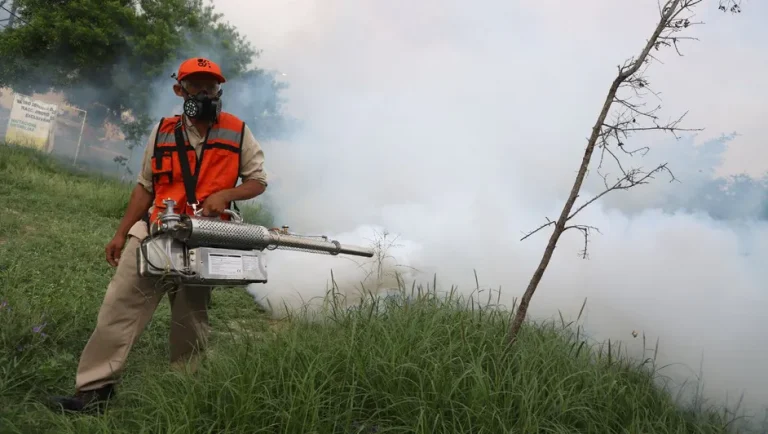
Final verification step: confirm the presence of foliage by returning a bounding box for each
[692,174,768,221]
[0,0,289,146]
[590,132,768,222]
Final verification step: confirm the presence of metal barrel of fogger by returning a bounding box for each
[174,216,374,257]
[269,232,374,257]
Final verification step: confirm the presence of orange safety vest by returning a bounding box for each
[148,112,244,223]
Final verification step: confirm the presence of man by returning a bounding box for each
[48,57,268,413]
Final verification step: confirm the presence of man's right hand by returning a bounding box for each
[105,234,127,267]
[106,184,153,267]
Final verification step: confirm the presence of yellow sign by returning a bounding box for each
[4,94,58,151]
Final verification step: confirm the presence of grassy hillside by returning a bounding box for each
[0,143,739,433]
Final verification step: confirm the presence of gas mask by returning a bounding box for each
[183,89,223,123]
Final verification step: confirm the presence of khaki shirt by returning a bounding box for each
[128,115,268,239]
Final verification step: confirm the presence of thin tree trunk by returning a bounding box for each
[507,0,682,344]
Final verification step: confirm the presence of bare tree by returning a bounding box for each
[507,0,744,344]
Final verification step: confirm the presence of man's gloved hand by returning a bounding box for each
[201,191,229,217]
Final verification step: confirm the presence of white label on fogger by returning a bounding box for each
[208,253,243,276]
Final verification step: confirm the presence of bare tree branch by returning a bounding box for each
[563,225,602,259]
[520,217,555,242]
[520,164,677,241]
[507,0,742,345]
[718,0,742,14]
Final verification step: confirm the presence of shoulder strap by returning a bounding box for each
[173,120,200,211]
[229,121,246,214]
[151,118,166,167]
[144,118,167,227]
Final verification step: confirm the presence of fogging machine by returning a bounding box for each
[137,199,374,286]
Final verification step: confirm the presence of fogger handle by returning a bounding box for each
[192,207,243,223]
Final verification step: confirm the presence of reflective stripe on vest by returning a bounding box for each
[149,113,244,223]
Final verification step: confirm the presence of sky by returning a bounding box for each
[191,0,767,426]
[0,3,12,30]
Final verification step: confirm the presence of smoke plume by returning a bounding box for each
[155,0,768,428]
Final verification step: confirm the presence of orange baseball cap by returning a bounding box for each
[176,57,226,83]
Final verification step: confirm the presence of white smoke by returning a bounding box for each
[191,0,768,426]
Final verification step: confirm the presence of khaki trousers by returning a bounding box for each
[75,232,212,392]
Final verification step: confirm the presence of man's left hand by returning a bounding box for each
[201,191,230,216]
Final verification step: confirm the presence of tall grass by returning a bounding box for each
[0,142,756,433]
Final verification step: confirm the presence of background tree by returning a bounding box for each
[0,0,290,148]
[508,0,744,343]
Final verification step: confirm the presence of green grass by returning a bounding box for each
[0,142,750,433]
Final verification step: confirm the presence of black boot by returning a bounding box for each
[48,384,116,414]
